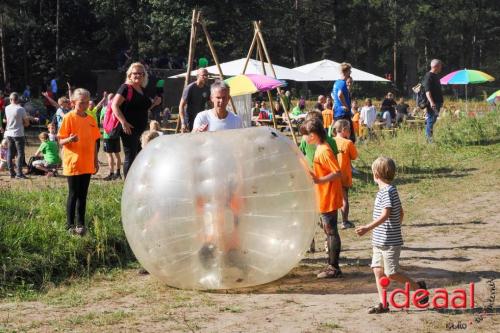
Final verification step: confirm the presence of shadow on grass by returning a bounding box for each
[353,166,478,186]
[215,262,500,296]
[407,219,486,228]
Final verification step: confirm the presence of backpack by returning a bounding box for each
[103,84,133,137]
[413,83,429,109]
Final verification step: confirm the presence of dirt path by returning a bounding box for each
[1,146,499,332]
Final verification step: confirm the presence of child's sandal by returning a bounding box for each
[368,303,390,314]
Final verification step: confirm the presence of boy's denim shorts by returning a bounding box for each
[370,245,401,276]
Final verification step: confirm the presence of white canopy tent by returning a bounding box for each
[293,59,389,82]
[169,58,319,81]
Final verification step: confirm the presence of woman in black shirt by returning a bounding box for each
[112,62,161,177]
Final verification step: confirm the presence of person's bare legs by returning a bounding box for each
[106,153,115,173]
[341,187,349,223]
[114,152,121,173]
[373,267,386,304]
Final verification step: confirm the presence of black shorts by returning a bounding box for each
[103,138,121,153]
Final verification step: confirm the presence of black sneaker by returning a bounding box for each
[112,173,122,180]
[341,221,355,229]
[15,174,28,179]
[368,303,390,314]
[103,174,114,181]
[199,243,217,269]
[417,281,429,304]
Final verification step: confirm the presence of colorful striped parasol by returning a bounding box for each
[224,74,285,97]
[486,90,500,105]
[440,69,495,112]
[440,69,495,85]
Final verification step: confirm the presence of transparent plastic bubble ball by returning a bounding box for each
[122,127,317,289]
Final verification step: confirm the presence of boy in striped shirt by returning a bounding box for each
[356,157,427,313]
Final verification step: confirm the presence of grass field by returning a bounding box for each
[0,109,499,332]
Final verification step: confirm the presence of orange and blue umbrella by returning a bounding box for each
[224,74,285,97]
[440,69,495,85]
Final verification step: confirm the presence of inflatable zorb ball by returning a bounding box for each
[122,127,317,289]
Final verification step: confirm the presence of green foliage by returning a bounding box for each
[0,182,134,297]
[1,0,498,94]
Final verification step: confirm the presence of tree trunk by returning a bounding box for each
[0,14,7,88]
[55,0,60,75]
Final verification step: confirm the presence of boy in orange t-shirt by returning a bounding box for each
[301,118,343,279]
[334,119,358,230]
[351,100,360,137]
[58,88,101,236]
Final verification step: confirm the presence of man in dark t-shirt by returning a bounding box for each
[422,59,443,141]
[179,68,211,132]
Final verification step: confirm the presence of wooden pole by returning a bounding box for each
[255,36,277,129]
[242,30,258,74]
[199,18,238,115]
[176,9,198,133]
[254,21,298,144]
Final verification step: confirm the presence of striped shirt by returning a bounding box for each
[372,185,403,246]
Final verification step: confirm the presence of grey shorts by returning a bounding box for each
[370,245,401,276]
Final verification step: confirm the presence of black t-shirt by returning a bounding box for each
[381,98,397,119]
[422,72,443,104]
[182,82,210,121]
[117,84,152,133]
[395,103,409,115]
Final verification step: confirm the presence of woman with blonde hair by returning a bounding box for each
[111,62,161,177]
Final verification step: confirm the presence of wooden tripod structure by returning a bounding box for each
[176,9,237,133]
[242,21,298,144]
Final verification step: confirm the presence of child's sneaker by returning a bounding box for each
[199,243,217,269]
[417,280,429,304]
[341,221,355,229]
[368,303,390,314]
[103,173,114,181]
[113,173,122,180]
[75,225,86,236]
[317,265,342,279]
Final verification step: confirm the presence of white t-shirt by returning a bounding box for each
[5,104,27,137]
[382,111,392,128]
[192,109,242,132]
[360,106,376,128]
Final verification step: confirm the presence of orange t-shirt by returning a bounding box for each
[352,112,360,136]
[322,109,333,129]
[334,136,358,188]
[313,144,343,213]
[58,111,101,176]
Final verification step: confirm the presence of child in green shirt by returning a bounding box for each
[33,132,61,176]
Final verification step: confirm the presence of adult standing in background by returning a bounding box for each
[192,80,242,132]
[331,63,356,143]
[111,62,161,177]
[5,92,30,179]
[422,59,443,142]
[179,68,211,132]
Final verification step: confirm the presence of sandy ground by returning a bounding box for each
[0,137,499,332]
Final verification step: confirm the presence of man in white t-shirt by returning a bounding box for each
[5,92,30,179]
[192,80,242,132]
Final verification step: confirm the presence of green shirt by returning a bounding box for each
[291,106,303,116]
[299,136,339,168]
[99,106,110,139]
[39,141,61,165]
[86,106,100,123]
